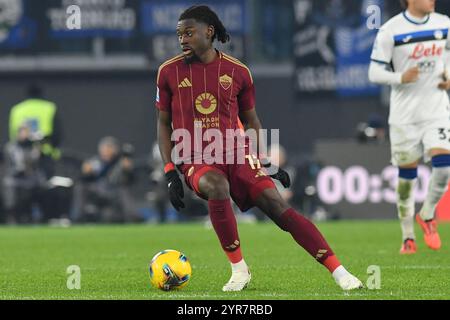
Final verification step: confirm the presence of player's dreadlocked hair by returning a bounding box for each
[399,0,408,9]
[178,5,230,43]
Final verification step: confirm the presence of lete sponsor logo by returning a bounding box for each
[409,43,443,60]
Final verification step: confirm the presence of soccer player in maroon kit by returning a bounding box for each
[156,5,363,291]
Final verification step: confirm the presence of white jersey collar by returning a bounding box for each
[403,10,430,25]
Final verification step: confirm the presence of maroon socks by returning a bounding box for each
[208,199,243,263]
[279,208,341,273]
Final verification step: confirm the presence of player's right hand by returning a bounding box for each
[438,72,450,90]
[165,170,185,211]
[262,162,291,188]
[401,66,419,84]
[271,167,291,188]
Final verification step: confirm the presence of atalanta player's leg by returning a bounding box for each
[197,170,251,292]
[417,151,450,250]
[253,188,363,290]
[397,166,418,255]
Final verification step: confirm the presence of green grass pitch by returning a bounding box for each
[1,220,449,300]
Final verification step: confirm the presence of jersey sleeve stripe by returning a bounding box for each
[161,54,184,66]
[222,54,253,84]
[156,55,185,84]
[371,59,390,65]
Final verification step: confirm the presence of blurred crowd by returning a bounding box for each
[0,85,339,226]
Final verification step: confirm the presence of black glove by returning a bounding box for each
[165,170,185,211]
[263,162,291,188]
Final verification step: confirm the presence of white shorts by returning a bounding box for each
[390,118,450,166]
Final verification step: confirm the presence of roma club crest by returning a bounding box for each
[219,74,233,90]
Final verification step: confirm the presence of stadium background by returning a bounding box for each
[1,0,450,221]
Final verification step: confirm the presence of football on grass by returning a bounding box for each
[149,249,192,291]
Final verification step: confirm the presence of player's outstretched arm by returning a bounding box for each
[157,110,185,211]
[239,109,291,188]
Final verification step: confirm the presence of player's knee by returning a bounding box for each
[257,190,290,231]
[397,168,417,201]
[397,179,413,201]
[264,191,289,215]
[209,184,230,200]
[199,173,230,200]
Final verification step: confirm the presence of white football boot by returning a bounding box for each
[335,273,364,291]
[222,270,252,292]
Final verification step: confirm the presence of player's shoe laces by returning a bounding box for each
[416,215,441,250]
[400,238,417,255]
[335,274,364,291]
[222,270,251,292]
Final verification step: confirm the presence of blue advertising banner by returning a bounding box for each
[141,0,248,35]
[0,0,249,61]
[45,0,138,38]
[141,0,249,61]
[0,0,36,49]
[293,0,382,98]
[334,3,382,97]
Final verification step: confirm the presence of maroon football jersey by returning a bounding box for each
[156,50,255,164]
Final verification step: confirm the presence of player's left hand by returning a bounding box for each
[438,72,450,90]
[263,163,291,188]
[438,80,450,90]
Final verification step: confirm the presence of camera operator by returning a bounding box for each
[4,83,69,224]
[76,136,138,223]
[2,125,50,224]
